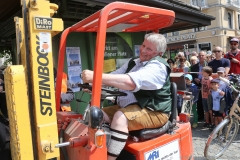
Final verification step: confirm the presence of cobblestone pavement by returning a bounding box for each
[192,120,240,160]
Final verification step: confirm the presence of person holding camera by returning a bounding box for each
[225,38,240,74]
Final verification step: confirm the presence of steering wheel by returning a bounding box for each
[78,84,127,97]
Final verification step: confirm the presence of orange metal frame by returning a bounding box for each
[55,2,175,111]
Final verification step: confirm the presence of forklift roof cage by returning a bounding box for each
[55,2,175,111]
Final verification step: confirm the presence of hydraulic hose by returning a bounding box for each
[59,129,69,160]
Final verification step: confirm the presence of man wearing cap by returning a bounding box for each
[225,37,240,74]
[208,46,230,77]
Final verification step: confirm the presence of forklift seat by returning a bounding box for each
[129,82,177,141]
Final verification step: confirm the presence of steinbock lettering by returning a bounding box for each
[35,17,52,30]
[36,35,53,116]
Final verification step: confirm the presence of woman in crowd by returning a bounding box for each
[167,58,177,70]
[176,52,191,67]
[178,57,189,72]
[190,56,198,66]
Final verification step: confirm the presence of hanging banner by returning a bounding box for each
[102,33,135,72]
[66,47,82,92]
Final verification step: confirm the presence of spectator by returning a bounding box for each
[190,56,198,66]
[174,55,179,63]
[208,46,230,77]
[216,67,233,115]
[167,58,177,70]
[224,38,240,74]
[191,51,198,57]
[201,66,213,128]
[206,54,212,63]
[210,53,216,61]
[176,52,191,67]
[190,51,208,121]
[178,57,189,72]
[183,74,199,128]
[208,79,225,128]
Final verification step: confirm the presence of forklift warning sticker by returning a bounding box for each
[39,32,51,53]
[35,17,52,30]
[144,140,180,160]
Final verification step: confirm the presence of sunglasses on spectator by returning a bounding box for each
[168,62,173,64]
[231,43,238,46]
[185,78,190,80]
[214,50,221,53]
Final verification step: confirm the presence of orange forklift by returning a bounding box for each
[4,0,193,160]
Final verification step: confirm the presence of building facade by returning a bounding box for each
[165,0,240,59]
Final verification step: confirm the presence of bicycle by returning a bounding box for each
[204,75,240,159]
[178,89,199,115]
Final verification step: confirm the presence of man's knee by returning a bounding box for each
[112,111,128,127]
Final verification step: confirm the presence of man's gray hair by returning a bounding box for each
[198,50,206,56]
[191,51,197,55]
[177,52,184,57]
[144,33,167,53]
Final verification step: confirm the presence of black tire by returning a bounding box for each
[204,118,239,159]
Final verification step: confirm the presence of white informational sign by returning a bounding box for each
[66,47,82,92]
[144,140,180,160]
[39,32,51,52]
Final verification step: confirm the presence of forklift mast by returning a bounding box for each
[5,0,63,159]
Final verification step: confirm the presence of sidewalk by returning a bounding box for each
[192,120,240,160]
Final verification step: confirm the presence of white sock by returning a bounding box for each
[107,128,128,157]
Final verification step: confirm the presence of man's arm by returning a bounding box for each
[82,60,167,92]
[224,58,231,75]
[81,70,136,90]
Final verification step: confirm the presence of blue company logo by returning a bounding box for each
[147,150,159,160]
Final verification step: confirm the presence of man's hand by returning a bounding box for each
[219,91,225,96]
[231,58,239,64]
[194,78,200,84]
[81,70,94,83]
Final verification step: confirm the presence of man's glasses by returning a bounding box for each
[214,50,221,53]
[231,43,238,46]
[168,62,173,64]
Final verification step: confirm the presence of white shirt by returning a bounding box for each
[110,58,168,108]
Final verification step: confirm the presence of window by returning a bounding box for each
[194,26,207,32]
[228,12,232,29]
[172,31,179,36]
[192,0,206,7]
[162,33,168,38]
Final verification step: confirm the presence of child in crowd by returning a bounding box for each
[183,74,199,128]
[201,66,213,128]
[208,79,226,127]
[216,67,233,115]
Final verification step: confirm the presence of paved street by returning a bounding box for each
[192,120,240,160]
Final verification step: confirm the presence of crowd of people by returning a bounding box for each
[167,37,240,129]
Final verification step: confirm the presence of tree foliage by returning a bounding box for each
[0,46,12,65]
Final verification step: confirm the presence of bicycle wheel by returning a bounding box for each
[181,100,192,115]
[204,118,239,159]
